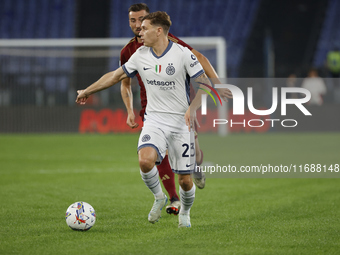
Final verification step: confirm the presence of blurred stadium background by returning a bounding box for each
[0,0,339,133]
[1,2,339,253]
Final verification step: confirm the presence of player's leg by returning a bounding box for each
[138,128,168,223]
[157,154,180,215]
[178,174,195,228]
[139,108,180,215]
[193,131,206,189]
[189,83,204,167]
[189,83,206,188]
[194,131,203,165]
[167,130,195,227]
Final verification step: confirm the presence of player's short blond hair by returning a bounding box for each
[142,11,172,34]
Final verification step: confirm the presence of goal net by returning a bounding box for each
[0,37,227,134]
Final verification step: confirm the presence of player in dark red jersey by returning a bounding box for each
[120,3,231,215]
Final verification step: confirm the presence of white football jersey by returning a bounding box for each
[122,40,204,131]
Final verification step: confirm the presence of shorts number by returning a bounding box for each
[182,144,189,157]
[182,143,195,158]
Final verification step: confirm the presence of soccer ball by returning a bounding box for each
[65,201,96,231]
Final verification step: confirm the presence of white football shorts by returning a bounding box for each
[137,125,196,174]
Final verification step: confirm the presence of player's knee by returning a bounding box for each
[139,157,155,173]
[178,175,193,191]
[138,147,157,172]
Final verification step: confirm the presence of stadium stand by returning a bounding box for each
[0,0,260,105]
[313,0,340,68]
[0,0,76,105]
[0,0,75,38]
[110,0,260,77]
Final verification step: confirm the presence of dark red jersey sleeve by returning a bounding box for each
[120,44,129,66]
[120,38,139,66]
[168,33,193,51]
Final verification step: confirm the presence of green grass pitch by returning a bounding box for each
[0,133,339,254]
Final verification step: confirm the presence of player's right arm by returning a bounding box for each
[76,67,128,105]
[170,34,232,101]
[184,72,213,130]
[121,78,139,128]
[191,49,232,102]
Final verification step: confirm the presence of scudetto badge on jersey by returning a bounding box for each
[155,65,161,73]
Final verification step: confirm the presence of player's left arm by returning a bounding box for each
[184,72,211,130]
[191,49,232,101]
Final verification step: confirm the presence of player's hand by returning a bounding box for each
[185,107,195,131]
[127,112,139,129]
[194,113,200,131]
[217,87,233,102]
[76,90,89,105]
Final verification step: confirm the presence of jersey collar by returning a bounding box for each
[150,40,173,59]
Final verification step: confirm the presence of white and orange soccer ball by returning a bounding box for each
[65,202,96,231]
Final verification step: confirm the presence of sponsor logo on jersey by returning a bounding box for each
[146,79,175,86]
[143,67,151,70]
[190,60,200,68]
[191,54,197,60]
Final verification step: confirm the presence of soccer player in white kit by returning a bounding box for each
[76,11,212,228]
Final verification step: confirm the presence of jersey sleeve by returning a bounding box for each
[122,51,138,78]
[120,39,133,66]
[169,33,193,51]
[183,47,204,78]
[120,50,126,66]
